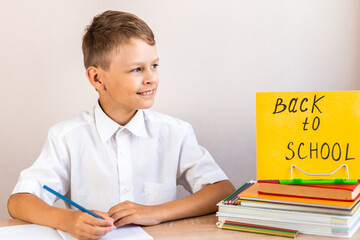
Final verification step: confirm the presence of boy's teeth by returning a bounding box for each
[140,90,153,95]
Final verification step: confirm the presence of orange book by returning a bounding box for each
[257,180,360,201]
[238,182,360,210]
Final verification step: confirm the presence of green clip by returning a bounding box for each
[279,178,358,185]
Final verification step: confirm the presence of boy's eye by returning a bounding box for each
[131,67,141,73]
[151,64,158,69]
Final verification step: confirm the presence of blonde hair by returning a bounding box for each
[82,10,155,70]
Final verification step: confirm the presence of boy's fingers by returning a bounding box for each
[115,215,136,227]
[108,204,125,217]
[80,224,113,239]
[108,201,135,216]
[92,210,113,221]
[83,213,113,227]
[111,209,134,223]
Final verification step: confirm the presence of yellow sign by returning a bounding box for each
[256,91,360,180]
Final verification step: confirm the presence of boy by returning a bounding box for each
[7,10,235,240]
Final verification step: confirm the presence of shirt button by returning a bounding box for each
[119,151,129,156]
[124,187,132,193]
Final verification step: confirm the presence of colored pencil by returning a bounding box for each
[217,221,299,238]
[224,182,254,205]
[223,183,248,203]
[43,184,115,226]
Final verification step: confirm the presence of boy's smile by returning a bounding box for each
[137,89,155,96]
[88,38,159,125]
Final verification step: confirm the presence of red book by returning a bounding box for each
[258,180,360,201]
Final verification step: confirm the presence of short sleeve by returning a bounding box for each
[12,128,70,206]
[177,124,228,193]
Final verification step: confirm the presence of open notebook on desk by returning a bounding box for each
[0,223,153,240]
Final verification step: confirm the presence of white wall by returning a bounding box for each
[1,0,359,219]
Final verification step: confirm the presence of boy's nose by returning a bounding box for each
[143,71,158,85]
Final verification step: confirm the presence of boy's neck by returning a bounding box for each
[98,99,137,126]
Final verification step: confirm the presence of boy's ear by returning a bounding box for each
[86,66,105,91]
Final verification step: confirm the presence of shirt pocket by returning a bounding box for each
[144,181,177,205]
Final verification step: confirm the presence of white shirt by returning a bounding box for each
[12,103,228,212]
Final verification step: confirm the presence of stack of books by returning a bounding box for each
[216,180,360,238]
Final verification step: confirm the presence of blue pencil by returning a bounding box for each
[43,185,102,219]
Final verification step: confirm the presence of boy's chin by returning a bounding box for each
[138,102,155,110]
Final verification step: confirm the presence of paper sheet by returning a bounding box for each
[0,224,63,239]
[59,225,154,240]
[0,224,153,240]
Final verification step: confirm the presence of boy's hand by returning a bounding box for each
[65,210,115,240]
[108,201,161,227]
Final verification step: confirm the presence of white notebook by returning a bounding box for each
[0,224,153,240]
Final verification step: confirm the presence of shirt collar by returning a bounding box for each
[125,109,149,138]
[94,102,148,142]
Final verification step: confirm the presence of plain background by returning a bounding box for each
[1,0,359,219]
